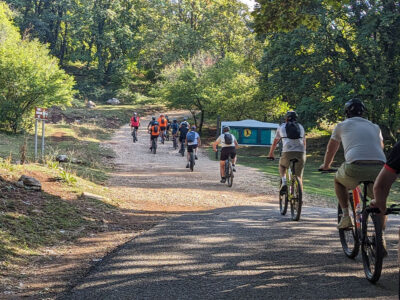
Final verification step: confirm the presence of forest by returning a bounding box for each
[1,0,400,143]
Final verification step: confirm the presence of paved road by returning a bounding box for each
[63,204,399,299]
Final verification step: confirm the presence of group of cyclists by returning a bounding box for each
[267,98,400,259]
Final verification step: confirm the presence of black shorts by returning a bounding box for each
[150,135,158,141]
[187,144,198,153]
[160,126,166,131]
[132,126,138,130]
[220,146,236,161]
[179,136,186,143]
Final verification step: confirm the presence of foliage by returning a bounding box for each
[0,1,75,133]
[59,169,77,185]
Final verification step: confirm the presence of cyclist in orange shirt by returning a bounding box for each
[157,114,168,143]
[149,121,160,150]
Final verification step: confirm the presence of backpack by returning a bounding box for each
[160,118,166,126]
[285,121,301,139]
[224,133,233,145]
[153,125,159,134]
[133,116,137,123]
[187,131,196,143]
[180,126,188,137]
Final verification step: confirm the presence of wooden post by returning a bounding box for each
[41,120,45,161]
[216,115,220,160]
[34,119,38,161]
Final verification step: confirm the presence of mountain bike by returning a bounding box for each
[189,150,195,172]
[224,156,234,187]
[165,129,170,141]
[172,134,178,149]
[150,137,157,154]
[179,141,185,157]
[319,168,400,283]
[160,131,165,144]
[131,128,138,143]
[268,157,302,221]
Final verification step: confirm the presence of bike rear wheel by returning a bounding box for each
[189,152,195,171]
[152,140,157,154]
[361,209,383,283]
[226,161,233,187]
[290,177,302,221]
[338,197,359,258]
[279,179,288,215]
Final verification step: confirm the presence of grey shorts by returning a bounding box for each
[279,151,306,177]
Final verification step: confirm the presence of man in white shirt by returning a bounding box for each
[212,126,239,183]
[268,111,306,194]
[320,99,386,229]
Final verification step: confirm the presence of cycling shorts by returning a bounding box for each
[132,126,138,130]
[220,146,236,161]
[150,135,159,140]
[187,144,198,153]
[179,136,186,143]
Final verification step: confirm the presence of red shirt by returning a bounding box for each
[131,116,140,127]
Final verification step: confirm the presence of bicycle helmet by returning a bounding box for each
[345,98,365,118]
[183,117,188,121]
[222,126,230,132]
[152,116,156,121]
[133,112,137,116]
[173,119,177,123]
[154,121,159,125]
[285,110,298,121]
[191,125,196,130]
[160,114,164,117]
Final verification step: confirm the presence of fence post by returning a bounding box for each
[41,120,45,161]
[34,119,38,161]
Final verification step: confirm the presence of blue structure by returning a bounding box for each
[221,120,279,146]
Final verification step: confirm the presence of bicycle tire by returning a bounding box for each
[361,209,383,283]
[152,140,157,154]
[290,177,302,221]
[279,179,288,215]
[190,152,194,171]
[338,196,359,258]
[227,161,233,187]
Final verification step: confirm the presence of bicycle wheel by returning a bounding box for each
[189,152,194,171]
[361,209,383,283]
[227,162,233,187]
[338,196,359,258]
[279,179,288,215]
[152,140,157,154]
[290,177,302,221]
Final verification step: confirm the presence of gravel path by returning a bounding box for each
[63,116,399,299]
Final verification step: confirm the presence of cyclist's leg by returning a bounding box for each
[293,152,306,191]
[219,147,227,181]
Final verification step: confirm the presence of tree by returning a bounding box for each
[0,1,75,133]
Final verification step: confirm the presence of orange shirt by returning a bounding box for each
[158,117,167,127]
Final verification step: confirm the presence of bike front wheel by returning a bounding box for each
[361,209,383,283]
[279,179,288,215]
[290,177,302,221]
[338,197,359,258]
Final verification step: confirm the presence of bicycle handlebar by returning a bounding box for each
[318,168,337,173]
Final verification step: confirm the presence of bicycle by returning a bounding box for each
[179,141,185,157]
[319,168,400,283]
[268,157,302,221]
[189,150,195,172]
[131,128,138,143]
[172,134,178,149]
[160,131,165,144]
[223,156,234,187]
[165,129,170,141]
[150,137,157,154]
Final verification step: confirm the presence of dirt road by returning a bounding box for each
[64,116,400,299]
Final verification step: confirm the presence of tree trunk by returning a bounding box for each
[199,110,205,134]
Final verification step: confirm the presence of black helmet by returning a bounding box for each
[345,98,365,118]
[152,116,156,120]
[285,110,298,121]
[173,119,177,123]
[222,126,230,132]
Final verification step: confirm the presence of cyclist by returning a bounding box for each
[171,119,179,137]
[178,121,189,154]
[212,126,238,183]
[268,110,306,194]
[147,116,156,130]
[186,126,201,168]
[320,98,386,229]
[165,115,171,139]
[373,141,400,215]
[180,117,190,129]
[149,121,160,150]
[158,114,168,142]
[130,112,140,139]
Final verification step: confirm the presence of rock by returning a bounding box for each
[25,186,41,191]
[15,181,24,188]
[81,192,107,201]
[56,155,69,162]
[19,175,41,188]
[106,98,120,105]
[86,100,96,108]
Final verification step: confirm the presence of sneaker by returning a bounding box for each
[220,177,226,183]
[232,164,236,172]
[279,184,287,195]
[186,163,189,168]
[195,155,198,160]
[337,215,353,229]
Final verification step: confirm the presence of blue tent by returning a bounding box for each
[221,120,279,146]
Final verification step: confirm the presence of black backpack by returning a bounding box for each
[224,133,233,144]
[285,121,301,139]
[153,125,159,133]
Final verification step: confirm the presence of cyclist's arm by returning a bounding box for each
[372,167,397,214]
[234,139,239,149]
[197,136,201,146]
[268,137,280,157]
[321,138,340,169]
[212,138,221,152]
